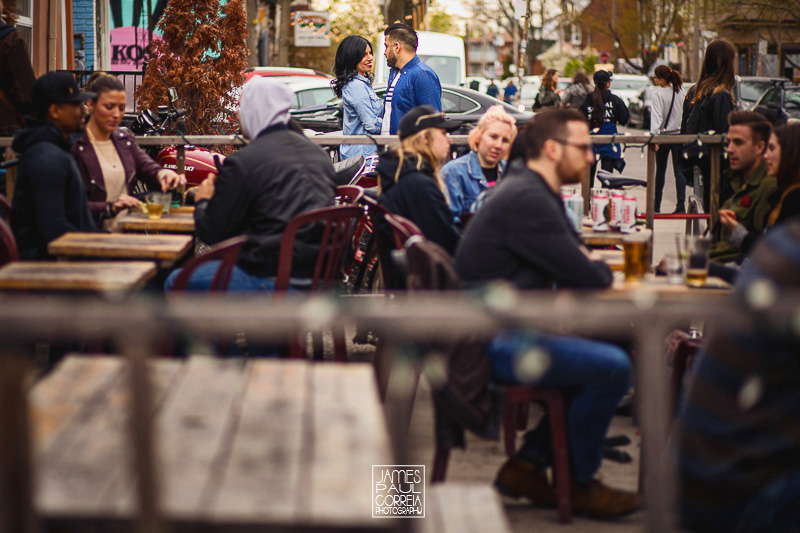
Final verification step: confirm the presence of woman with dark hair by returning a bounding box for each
[534,69,561,111]
[681,38,736,211]
[332,35,383,160]
[72,73,184,226]
[718,123,800,255]
[650,65,687,213]
[580,70,629,187]
[561,71,592,108]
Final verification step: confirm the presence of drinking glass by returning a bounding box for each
[684,236,711,287]
[623,234,650,283]
[145,192,164,219]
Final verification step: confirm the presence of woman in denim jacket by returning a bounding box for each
[332,36,384,160]
[440,105,517,221]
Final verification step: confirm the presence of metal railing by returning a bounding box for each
[1,133,726,228]
[0,290,796,533]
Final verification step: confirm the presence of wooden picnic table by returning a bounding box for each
[0,261,156,293]
[603,273,732,300]
[30,355,396,532]
[582,228,652,248]
[48,232,194,269]
[115,210,195,234]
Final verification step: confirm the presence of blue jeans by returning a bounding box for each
[488,330,632,482]
[164,261,277,292]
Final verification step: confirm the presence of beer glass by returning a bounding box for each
[623,234,650,282]
[145,192,164,219]
[684,236,711,287]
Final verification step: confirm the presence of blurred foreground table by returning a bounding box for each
[0,261,156,293]
[30,356,395,532]
[48,233,193,268]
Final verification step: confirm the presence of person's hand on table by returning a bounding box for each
[718,209,738,230]
[111,193,141,214]
[193,173,217,202]
[157,169,186,191]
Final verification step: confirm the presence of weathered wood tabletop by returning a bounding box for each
[116,211,196,234]
[30,356,396,532]
[0,261,157,293]
[48,232,194,268]
[582,228,652,247]
[604,273,732,299]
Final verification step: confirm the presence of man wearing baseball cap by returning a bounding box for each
[11,71,97,259]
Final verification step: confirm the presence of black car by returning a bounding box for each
[290,84,533,134]
[753,82,800,125]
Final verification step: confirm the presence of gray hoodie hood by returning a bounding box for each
[239,77,293,139]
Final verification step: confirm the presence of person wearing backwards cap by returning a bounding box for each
[166,76,337,292]
[376,105,461,287]
[11,71,97,260]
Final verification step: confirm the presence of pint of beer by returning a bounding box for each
[684,236,712,287]
[623,235,650,282]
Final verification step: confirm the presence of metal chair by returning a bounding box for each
[335,185,365,206]
[275,205,365,360]
[0,193,11,221]
[0,216,18,267]
[168,235,248,292]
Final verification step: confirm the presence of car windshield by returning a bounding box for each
[418,55,461,86]
[740,80,774,102]
[785,89,800,111]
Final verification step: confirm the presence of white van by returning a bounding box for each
[374,31,466,87]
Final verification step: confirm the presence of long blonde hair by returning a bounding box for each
[391,129,450,203]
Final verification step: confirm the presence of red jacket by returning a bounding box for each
[72,128,163,222]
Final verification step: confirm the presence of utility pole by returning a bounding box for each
[276,0,292,66]
[517,0,532,88]
[692,0,700,80]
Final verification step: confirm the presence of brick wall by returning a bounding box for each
[72,0,95,70]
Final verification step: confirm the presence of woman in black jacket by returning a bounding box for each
[580,70,629,188]
[681,38,736,211]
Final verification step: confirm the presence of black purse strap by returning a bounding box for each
[660,90,676,132]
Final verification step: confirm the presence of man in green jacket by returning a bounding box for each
[710,111,775,264]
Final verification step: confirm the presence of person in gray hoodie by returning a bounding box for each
[166,76,337,291]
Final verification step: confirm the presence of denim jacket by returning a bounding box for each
[441,151,506,220]
[387,56,442,134]
[340,75,384,159]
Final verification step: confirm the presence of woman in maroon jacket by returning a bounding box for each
[72,74,184,225]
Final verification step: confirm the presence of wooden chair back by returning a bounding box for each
[0,216,18,267]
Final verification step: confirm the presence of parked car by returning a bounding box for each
[734,75,787,111]
[517,78,571,112]
[628,85,655,129]
[753,82,800,125]
[609,74,651,107]
[290,84,534,134]
[242,66,332,83]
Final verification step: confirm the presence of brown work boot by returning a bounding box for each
[571,479,642,519]
[494,456,557,507]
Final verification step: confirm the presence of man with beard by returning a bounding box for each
[380,23,442,136]
[453,108,640,518]
[455,108,612,289]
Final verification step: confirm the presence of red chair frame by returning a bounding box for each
[168,235,248,292]
[0,216,18,267]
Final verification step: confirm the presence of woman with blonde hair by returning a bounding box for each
[440,104,517,220]
[377,105,461,255]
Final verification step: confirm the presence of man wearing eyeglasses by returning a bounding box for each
[454,109,641,519]
[380,23,442,136]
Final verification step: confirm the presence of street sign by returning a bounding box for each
[598,52,610,63]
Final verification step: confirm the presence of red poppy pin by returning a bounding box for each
[741,195,752,207]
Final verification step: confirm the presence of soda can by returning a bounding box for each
[609,191,624,228]
[620,193,638,233]
[591,189,609,232]
[563,193,584,234]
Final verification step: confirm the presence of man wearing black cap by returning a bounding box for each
[11,71,97,260]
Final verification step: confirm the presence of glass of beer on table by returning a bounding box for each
[623,234,650,283]
[684,236,711,287]
[145,192,164,219]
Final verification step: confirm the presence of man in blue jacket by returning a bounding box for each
[380,23,442,135]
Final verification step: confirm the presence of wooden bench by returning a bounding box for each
[417,484,511,533]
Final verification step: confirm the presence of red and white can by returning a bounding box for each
[591,189,609,232]
[620,193,637,233]
[610,191,624,228]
